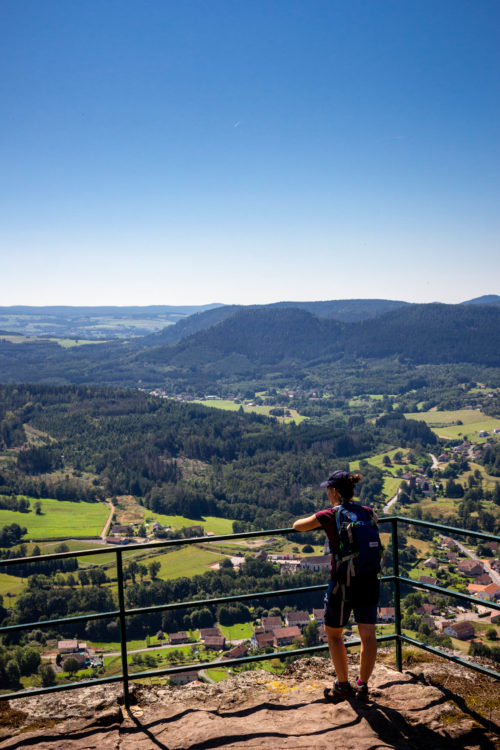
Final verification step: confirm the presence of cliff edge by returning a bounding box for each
[0,655,499,749]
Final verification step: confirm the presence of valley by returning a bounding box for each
[1,298,500,693]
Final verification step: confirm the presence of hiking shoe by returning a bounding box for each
[355,682,369,700]
[324,682,354,704]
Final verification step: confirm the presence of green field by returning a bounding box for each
[383,476,402,499]
[0,498,109,540]
[143,512,235,535]
[204,668,230,682]
[218,622,253,640]
[404,409,500,440]
[350,448,419,475]
[128,545,227,580]
[194,399,306,424]
[0,572,26,602]
[50,338,108,348]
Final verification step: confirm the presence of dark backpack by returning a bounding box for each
[330,502,382,591]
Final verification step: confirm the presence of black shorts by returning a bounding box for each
[324,574,379,628]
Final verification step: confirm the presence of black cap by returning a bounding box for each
[320,470,350,490]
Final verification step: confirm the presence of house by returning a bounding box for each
[58,640,86,654]
[377,607,395,623]
[255,550,268,561]
[312,608,325,624]
[251,631,275,650]
[475,573,493,586]
[169,670,200,685]
[111,524,131,534]
[221,644,248,660]
[199,627,221,638]
[184,525,204,536]
[479,431,489,438]
[438,454,449,462]
[467,583,500,602]
[423,557,438,569]
[279,560,302,575]
[318,624,328,643]
[418,603,439,616]
[169,632,189,645]
[284,611,310,628]
[441,537,457,549]
[61,651,89,667]
[262,616,282,632]
[298,555,330,572]
[458,560,484,577]
[204,635,226,650]
[442,621,474,640]
[273,626,301,647]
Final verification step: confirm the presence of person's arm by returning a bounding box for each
[293,514,322,532]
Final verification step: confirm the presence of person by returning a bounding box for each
[293,470,380,703]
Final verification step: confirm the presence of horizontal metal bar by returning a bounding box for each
[0,527,297,568]
[398,576,500,611]
[400,635,500,680]
[123,575,394,619]
[0,673,124,702]
[0,608,120,635]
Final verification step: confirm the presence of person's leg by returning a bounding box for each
[325,625,348,683]
[357,623,377,683]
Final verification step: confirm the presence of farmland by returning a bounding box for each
[194,399,305,423]
[0,498,109,540]
[404,409,500,441]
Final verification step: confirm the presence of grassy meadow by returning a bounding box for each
[0,498,109,540]
[404,409,500,440]
[194,399,306,423]
[143,512,235,535]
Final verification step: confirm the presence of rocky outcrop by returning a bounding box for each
[0,656,499,749]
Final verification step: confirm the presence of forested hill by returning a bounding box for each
[267,298,409,321]
[1,303,500,386]
[142,298,409,347]
[145,308,344,368]
[141,303,500,369]
[344,303,500,365]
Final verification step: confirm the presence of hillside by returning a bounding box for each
[1,302,500,388]
[139,303,500,372]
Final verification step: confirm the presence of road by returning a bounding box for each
[383,490,400,515]
[100,500,115,539]
[429,453,439,469]
[452,537,500,587]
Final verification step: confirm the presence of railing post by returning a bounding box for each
[116,550,130,709]
[392,517,402,671]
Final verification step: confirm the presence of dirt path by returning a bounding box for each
[100,500,115,539]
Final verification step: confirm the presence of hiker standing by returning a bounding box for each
[293,470,381,702]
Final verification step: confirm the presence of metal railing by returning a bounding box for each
[0,516,499,708]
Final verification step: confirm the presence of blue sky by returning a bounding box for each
[1,1,499,306]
